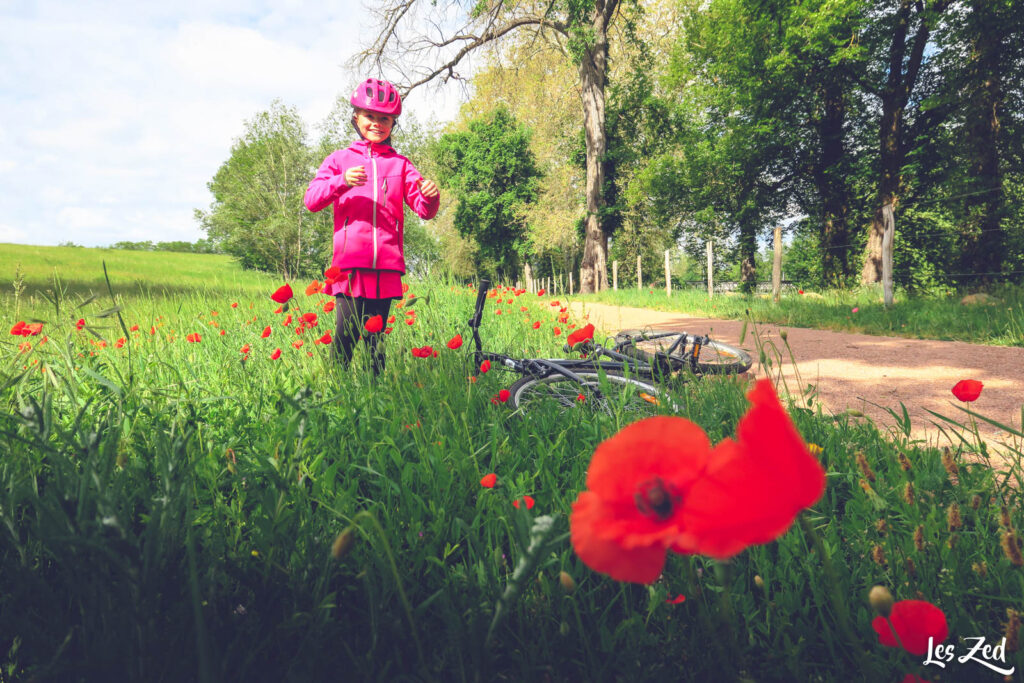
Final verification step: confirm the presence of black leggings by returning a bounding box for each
[334,295,394,375]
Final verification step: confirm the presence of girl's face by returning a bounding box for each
[354,109,395,144]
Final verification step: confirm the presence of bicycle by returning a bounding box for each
[467,279,752,415]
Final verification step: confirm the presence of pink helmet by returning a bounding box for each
[351,78,402,117]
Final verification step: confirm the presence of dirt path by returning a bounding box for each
[567,301,1024,455]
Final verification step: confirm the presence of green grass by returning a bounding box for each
[573,284,1024,347]
[2,247,1024,681]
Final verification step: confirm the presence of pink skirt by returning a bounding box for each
[325,269,403,299]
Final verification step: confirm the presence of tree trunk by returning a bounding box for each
[959,5,1005,284]
[812,78,851,287]
[861,0,945,284]
[578,4,612,294]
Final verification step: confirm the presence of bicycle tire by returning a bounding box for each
[509,370,676,416]
[616,331,753,375]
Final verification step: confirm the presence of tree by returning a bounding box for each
[431,107,541,279]
[860,0,952,284]
[356,0,632,292]
[196,100,327,279]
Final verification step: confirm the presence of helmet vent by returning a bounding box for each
[365,87,373,99]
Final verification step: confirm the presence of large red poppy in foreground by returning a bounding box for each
[570,379,825,584]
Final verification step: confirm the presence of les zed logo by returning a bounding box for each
[924,636,1016,675]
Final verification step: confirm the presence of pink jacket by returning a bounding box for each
[304,139,440,280]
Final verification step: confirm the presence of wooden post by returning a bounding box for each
[637,255,643,290]
[882,200,895,307]
[524,264,533,293]
[706,241,714,298]
[772,226,783,303]
[665,249,672,297]
[568,271,574,295]
[613,260,619,291]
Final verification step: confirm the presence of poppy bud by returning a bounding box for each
[868,585,894,617]
[753,575,764,590]
[558,571,576,594]
[331,528,355,560]
[779,329,787,341]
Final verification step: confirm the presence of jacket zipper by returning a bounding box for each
[340,217,349,253]
[371,149,379,269]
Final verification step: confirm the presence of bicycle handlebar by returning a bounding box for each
[469,278,491,330]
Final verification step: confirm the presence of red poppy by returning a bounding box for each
[283,314,292,326]
[570,378,825,584]
[231,302,239,308]
[301,312,318,325]
[480,360,491,373]
[274,305,283,314]
[411,346,435,358]
[76,318,86,330]
[577,393,586,403]
[10,321,25,336]
[951,379,983,402]
[261,326,272,338]
[240,344,251,354]
[305,280,321,296]
[324,265,342,281]
[130,324,140,332]
[316,333,332,345]
[513,495,535,510]
[567,323,595,348]
[480,473,497,488]
[665,594,686,604]
[537,289,545,296]
[447,334,463,350]
[406,318,415,326]
[872,600,948,656]
[498,389,510,403]
[292,340,304,349]
[186,333,201,343]
[323,300,335,313]
[550,301,560,307]
[271,284,293,303]
[270,348,282,360]
[387,314,396,324]
[532,321,541,330]
[520,306,528,312]
[115,337,126,349]
[219,330,226,336]
[23,323,43,336]
[149,326,156,335]
[798,290,804,295]
[553,326,561,336]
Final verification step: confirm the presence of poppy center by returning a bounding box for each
[634,478,681,520]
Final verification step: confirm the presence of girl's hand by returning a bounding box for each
[418,178,439,198]
[344,166,367,187]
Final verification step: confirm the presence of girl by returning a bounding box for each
[304,78,440,376]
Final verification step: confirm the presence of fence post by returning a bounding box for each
[882,200,895,307]
[772,226,782,303]
[665,249,672,297]
[569,271,574,295]
[706,241,714,299]
[524,264,533,293]
[637,255,643,290]
[613,260,618,291]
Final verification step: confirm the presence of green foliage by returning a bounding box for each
[196,100,331,280]
[109,239,220,254]
[432,107,541,280]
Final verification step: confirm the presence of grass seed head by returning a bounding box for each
[871,545,886,567]
[855,452,876,482]
[903,482,915,506]
[875,519,888,535]
[973,561,988,578]
[905,558,917,577]
[914,525,926,552]
[332,527,356,560]
[1001,529,1024,567]
[941,447,958,480]
[947,503,962,531]
[1005,609,1021,652]
[897,451,912,471]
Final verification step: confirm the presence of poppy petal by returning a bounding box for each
[571,492,668,584]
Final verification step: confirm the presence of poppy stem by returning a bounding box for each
[797,512,867,670]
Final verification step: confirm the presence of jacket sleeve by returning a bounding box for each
[304,152,349,213]
[402,161,440,220]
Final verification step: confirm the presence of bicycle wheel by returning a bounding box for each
[617,331,752,376]
[509,370,675,416]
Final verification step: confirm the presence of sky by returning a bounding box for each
[0,0,465,248]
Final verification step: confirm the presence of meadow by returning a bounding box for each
[2,246,1023,681]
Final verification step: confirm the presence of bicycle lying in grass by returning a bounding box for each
[467,279,753,415]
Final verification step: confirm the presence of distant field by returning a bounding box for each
[0,243,276,303]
